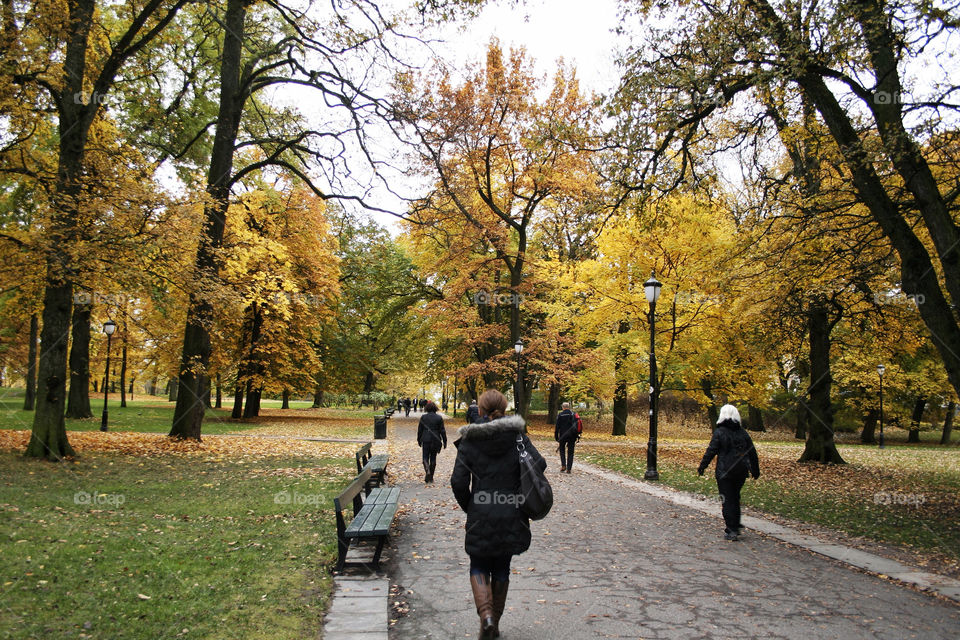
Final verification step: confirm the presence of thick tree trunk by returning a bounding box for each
[312,381,323,408]
[612,320,630,436]
[65,303,93,419]
[149,377,158,395]
[168,378,178,402]
[170,0,248,440]
[546,383,560,425]
[215,373,222,409]
[798,302,845,463]
[746,405,765,432]
[860,408,878,444]
[25,0,98,460]
[243,383,261,418]
[281,388,290,409]
[26,284,76,459]
[23,313,38,411]
[908,396,926,443]
[941,401,955,445]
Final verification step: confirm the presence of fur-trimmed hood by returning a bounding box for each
[457,414,526,441]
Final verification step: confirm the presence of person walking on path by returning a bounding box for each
[417,401,447,483]
[466,399,480,424]
[554,402,578,473]
[403,397,411,417]
[451,389,547,639]
[697,404,761,541]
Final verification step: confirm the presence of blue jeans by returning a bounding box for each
[469,554,512,582]
[559,439,576,470]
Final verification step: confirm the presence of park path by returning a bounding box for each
[385,415,960,640]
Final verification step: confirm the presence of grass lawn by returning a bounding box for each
[0,392,387,639]
[0,447,356,639]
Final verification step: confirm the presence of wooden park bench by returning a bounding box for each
[333,466,401,572]
[384,407,395,418]
[355,442,389,490]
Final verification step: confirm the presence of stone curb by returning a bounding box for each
[577,461,960,604]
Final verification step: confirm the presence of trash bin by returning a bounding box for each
[374,415,387,440]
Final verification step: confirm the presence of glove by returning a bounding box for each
[697,466,705,477]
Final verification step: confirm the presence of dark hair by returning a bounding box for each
[477,389,507,420]
[425,401,438,413]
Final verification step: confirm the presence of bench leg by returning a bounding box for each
[372,535,388,569]
[335,535,350,572]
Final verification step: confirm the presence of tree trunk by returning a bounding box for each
[243,383,261,418]
[860,408,878,444]
[65,303,93,419]
[281,388,290,409]
[168,378,179,402]
[170,0,248,440]
[547,383,560,425]
[798,302,845,463]
[215,373,222,409]
[612,320,630,436]
[231,377,244,419]
[23,313,38,411]
[312,380,323,408]
[746,405,765,432]
[941,401,955,445]
[700,378,719,430]
[119,324,128,408]
[795,398,808,440]
[908,396,926,443]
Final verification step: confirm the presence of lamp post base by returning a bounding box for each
[100,411,108,432]
[644,468,659,480]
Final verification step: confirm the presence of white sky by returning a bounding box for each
[438,0,623,94]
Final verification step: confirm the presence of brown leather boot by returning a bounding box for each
[469,574,497,639]
[491,579,509,638]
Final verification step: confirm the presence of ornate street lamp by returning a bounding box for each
[644,272,662,480]
[100,320,117,432]
[514,339,524,416]
[878,364,886,449]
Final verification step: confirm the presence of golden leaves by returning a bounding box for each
[0,429,358,461]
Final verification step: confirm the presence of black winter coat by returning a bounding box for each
[417,412,447,452]
[555,409,578,441]
[450,415,546,557]
[698,419,760,480]
[465,404,480,424]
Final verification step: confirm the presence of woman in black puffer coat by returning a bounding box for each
[417,401,447,483]
[451,389,546,639]
[698,404,761,541]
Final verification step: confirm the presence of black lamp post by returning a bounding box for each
[878,364,886,449]
[514,339,524,416]
[100,320,117,432]
[644,272,662,481]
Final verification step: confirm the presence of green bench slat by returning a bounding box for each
[373,502,399,532]
[345,503,392,537]
[366,487,400,505]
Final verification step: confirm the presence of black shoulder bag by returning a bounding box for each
[516,434,553,520]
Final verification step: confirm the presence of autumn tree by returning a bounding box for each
[610,0,960,425]
[395,41,602,413]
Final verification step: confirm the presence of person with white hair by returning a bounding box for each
[697,404,761,540]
